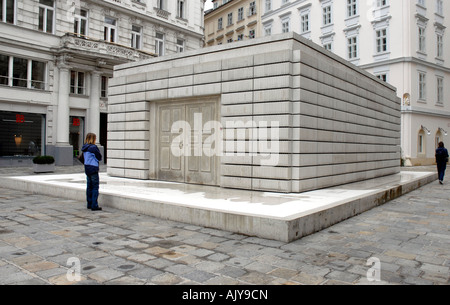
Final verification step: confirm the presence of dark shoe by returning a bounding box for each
[87,206,92,209]
[91,207,102,211]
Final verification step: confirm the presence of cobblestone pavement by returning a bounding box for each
[0,166,448,285]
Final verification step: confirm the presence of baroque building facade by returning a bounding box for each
[0,0,206,166]
[205,0,450,166]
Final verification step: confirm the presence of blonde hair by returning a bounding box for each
[84,133,97,145]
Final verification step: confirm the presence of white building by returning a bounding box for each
[261,0,449,165]
[0,0,206,166]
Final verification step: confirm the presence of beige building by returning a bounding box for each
[204,0,261,46]
[0,0,206,166]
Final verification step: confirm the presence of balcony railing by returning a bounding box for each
[154,7,170,19]
[60,33,156,62]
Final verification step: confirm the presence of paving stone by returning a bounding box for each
[206,253,230,262]
[183,270,216,283]
[290,272,326,285]
[128,253,156,263]
[239,271,274,285]
[21,261,59,273]
[165,264,196,276]
[217,266,247,278]
[0,166,448,285]
[267,268,298,279]
[88,268,125,283]
[149,272,184,285]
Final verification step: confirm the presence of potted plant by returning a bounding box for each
[33,155,55,173]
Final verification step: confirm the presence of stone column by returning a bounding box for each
[89,71,101,138]
[54,61,73,166]
[89,70,104,163]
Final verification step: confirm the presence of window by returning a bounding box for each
[0,54,9,85]
[418,72,427,100]
[249,29,255,39]
[104,17,117,43]
[376,74,387,82]
[323,43,332,51]
[376,28,388,53]
[348,36,358,59]
[157,0,165,10]
[237,33,244,40]
[0,0,15,24]
[70,71,85,95]
[418,133,424,154]
[0,55,46,89]
[227,12,233,26]
[437,77,444,104]
[301,11,310,33]
[436,133,441,149]
[436,33,443,58]
[281,17,290,33]
[131,25,142,49]
[418,26,426,53]
[12,57,27,88]
[38,0,54,34]
[377,0,387,7]
[347,0,357,17]
[155,32,165,56]
[238,7,244,21]
[74,9,88,37]
[417,0,425,7]
[0,111,44,157]
[264,24,272,36]
[176,38,185,53]
[101,76,108,98]
[249,1,256,16]
[218,17,223,30]
[31,61,46,90]
[265,0,271,13]
[436,0,443,15]
[323,5,332,26]
[177,0,185,19]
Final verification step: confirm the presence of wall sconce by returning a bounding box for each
[439,128,448,136]
[421,125,431,135]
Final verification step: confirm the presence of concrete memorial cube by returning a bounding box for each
[107,32,400,193]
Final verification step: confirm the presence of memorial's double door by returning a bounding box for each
[157,100,218,186]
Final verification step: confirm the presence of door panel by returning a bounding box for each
[158,105,184,182]
[157,101,217,186]
[185,102,216,185]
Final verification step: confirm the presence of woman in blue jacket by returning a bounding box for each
[436,142,449,185]
[81,133,103,211]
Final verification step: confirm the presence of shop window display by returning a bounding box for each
[0,111,44,157]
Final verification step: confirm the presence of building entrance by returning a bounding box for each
[69,116,84,158]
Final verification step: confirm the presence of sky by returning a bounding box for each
[205,0,213,10]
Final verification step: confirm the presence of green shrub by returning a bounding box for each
[33,155,55,164]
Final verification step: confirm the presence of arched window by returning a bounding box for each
[418,130,425,155]
[435,130,443,149]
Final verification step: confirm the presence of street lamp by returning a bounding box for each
[421,125,431,135]
[439,128,448,136]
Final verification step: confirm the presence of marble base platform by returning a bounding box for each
[0,171,436,242]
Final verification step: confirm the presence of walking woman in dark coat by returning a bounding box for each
[436,142,449,184]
